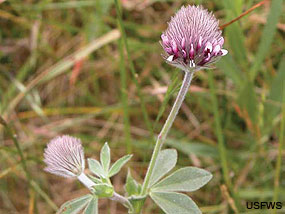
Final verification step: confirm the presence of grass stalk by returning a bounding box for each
[273,82,285,213]
[119,38,132,153]
[0,116,58,211]
[3,29,120,120]
[208,71,239,212]
[0,116,31,180]
[114,0,154,139]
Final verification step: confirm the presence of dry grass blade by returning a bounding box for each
[3,29,120,121]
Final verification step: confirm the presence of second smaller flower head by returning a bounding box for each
[44,135,85,178]
[161,5,228,72]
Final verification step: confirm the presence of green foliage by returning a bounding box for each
[148,149,177,188]
[84,197,98,214]
[264,57,285,127]
[100,142,111,172]
[151,167,212,192]
[238,81,258,124]
[125,170,141,196]
[88,158,106,178]
[150,191,201,214]
[148,149,212,214]
[109,154,133,177]
[56,194,94,214]
[1,0,284,213]
[89,143,132,179]
[249,0,283,80]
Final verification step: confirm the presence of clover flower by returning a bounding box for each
[44,135,94,189]
[161,5,228,72]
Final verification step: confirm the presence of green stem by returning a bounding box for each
[111,192,133,211]
[141,71,194,196]
[273,82,285,214]
[119,38,132,154]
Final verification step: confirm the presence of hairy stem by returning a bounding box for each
[141,71,194,196]
[77,173,96,190]
[77,173,133,211]
[111,192,133,211]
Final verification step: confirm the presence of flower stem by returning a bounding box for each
[77,173,133,211]
[77,173,96,189]
[111,192,133,211]
[140,71,194,196]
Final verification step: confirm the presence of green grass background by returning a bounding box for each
[0,0,284,213]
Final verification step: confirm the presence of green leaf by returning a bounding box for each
[150,191,201,214]
[100,142,111,172]
[84,196,98,214]
[249,0,283,80]
[108,154,132,177]
[88,158,106,178]
[125,169,141,196]
[148,149,177,188]
[56,194,92,214]
[151,167,212,192]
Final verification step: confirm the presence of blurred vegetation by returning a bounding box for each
[0,0,285,213]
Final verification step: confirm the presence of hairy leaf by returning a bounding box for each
[149,149,177,188]
[109,154,132,177]
[151,167,212,192]
[84,196,98,214]
[150,191,201,214]
[125,169,141,196]
[56,194,92,214]
[100,142,111,172]
[88,158,106,178]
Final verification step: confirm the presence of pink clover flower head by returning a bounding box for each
[44,135,85,178]
[161,5,228,72]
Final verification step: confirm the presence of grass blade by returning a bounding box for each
[114,0,154,139]
[119,38,132,153]
[273,80,285,213]
[249,0,283,80]
[3,29,120,120]
[222,0,247,69]
[264,56,285,130]
[208,71,239,211]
